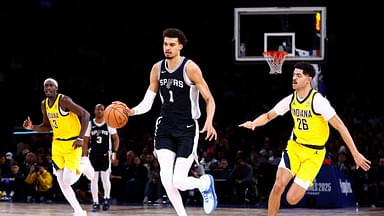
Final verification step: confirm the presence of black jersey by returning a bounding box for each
[158,57,201,122]
[89,119,111,155]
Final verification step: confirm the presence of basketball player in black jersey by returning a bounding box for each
[83,104,120,212]
[114,28,217,215]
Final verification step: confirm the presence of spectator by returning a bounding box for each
[25,163,53,202]
[1,161,25,201]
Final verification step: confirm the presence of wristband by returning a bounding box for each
[77,137,84,141]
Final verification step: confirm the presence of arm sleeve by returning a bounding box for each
[273,94,292,116]
[313,93,336,120]
[84,121,91,137]
[132,88,157,115]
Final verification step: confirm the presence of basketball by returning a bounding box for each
[104,103,129,128]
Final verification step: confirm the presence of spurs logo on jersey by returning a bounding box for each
[159,78,184,89]
[158,57,201,120]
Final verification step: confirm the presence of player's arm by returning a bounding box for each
[239,109,279,130]
[82,121,92,157]
[131,63,160,116]
[314,93,371,171]
[111,132,120,160]
[186,61,217,141]
[60,95,90,149]
[239,94,291,130]
[328,115,371,171]
[113,63,159,116]
[23,100,52,132]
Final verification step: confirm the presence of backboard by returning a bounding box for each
[234,7,327,62]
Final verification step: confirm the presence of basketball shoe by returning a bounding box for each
[199,174,217,214]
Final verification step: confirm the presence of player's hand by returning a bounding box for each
[353,152,371,171]
[72,138,83,149]
[200,123,217,141]
[238,121,256,130]
[80,156,90,165]
[112,101,135,116]
[111,152,117,161]
[23,116,33,130]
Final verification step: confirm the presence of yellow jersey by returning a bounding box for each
[290,89,329,146]
[45,94,81,140]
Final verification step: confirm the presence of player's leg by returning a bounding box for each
[286,147,326,205]
[100,170,111,210]
[57,168,86,216]
[91,171,100,211]
[173,120,217,214]
[268,167,293,216]
[268,141,301,216]
[52,140,86,216]
[156,149,187,216]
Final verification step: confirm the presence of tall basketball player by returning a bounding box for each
[83,104,120,212]
[23,78,95,216]
[114,28,218,215]
[239,62,371,216]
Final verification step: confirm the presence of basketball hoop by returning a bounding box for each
[263,51,288,74]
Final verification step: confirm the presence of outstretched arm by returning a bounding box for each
[187,61,217,141]
[238,109,279,130]
[113,63,160,116]
[239,94,291,130]
[23,100,52,132]
[328,114,371,171]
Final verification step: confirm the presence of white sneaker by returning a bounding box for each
[73,209,87,216]
[80,157,95,181]
[199,174,217,214]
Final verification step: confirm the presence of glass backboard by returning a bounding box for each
[234,7,327,62]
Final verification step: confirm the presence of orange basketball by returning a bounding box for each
[104,103,129,128]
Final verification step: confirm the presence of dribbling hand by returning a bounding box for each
[23,116,33,130]
[112,101,135,116]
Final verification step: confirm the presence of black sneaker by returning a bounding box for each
[102,199,110,211]
[92,202,100,212]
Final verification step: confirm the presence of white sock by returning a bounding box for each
[156,149,187,216]
[101,170,111,199]
[91,171,100,203]
[56,169,83,212]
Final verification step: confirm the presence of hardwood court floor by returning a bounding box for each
[1,202,383,215]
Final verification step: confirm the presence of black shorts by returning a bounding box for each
[154,117,199,158]
[89,153,110,171]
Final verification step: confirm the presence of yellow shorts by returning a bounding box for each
[278,140,326,189]
[52,139,82,173]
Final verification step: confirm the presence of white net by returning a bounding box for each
[263,51,288,74]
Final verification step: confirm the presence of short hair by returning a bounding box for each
[162,28,188,46]
[294,62,315,78]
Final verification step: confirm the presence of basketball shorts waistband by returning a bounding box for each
[55,136,78,141]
